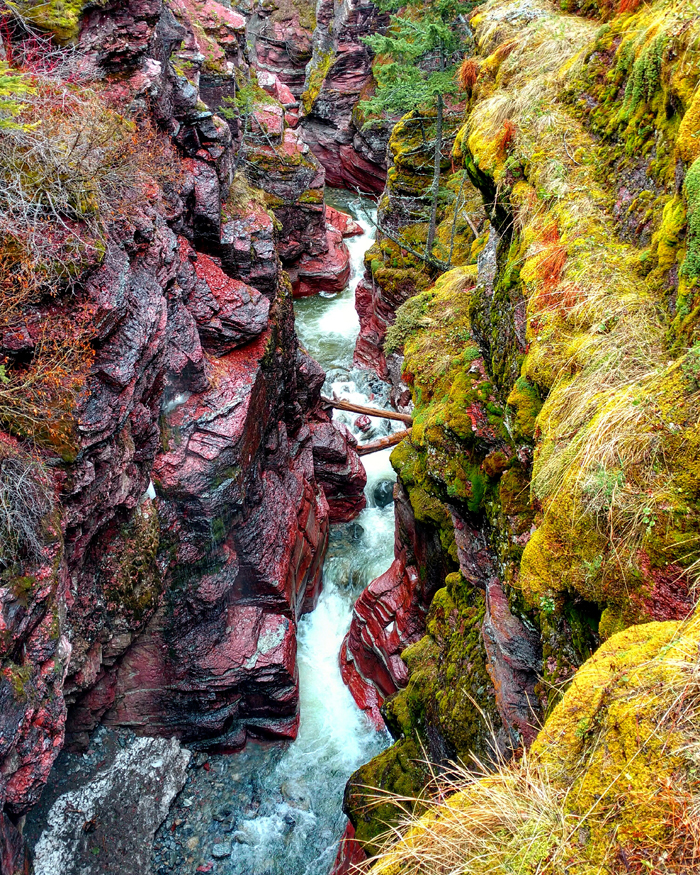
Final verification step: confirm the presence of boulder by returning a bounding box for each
[326,205,363,237]
[30,736,190,875]
[290,224,351,298]
[330,821,367,875]
[340,557,420,727]
[178,238,270,354]
[220,206,278,299]
[309,421,367,523]
[340,483,447,724]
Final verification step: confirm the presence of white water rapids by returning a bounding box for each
[150,190,397,875]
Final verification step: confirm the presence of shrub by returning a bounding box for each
[0,446,53,565]
[0,49,180,451]
[0,75,177,284]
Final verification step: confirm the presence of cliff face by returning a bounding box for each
[0,0,368,864]
[299,0,390,193]
[341,0,700,862]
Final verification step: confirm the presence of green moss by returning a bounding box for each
[373,614,700,875]
[301,49,334,114]
[669,157,700,344]
[103,504,161,625]
[345,738,428,855]
[14,0,88,42]
[350,575,499,854]
[506,375,543,442]
[3,662,33,701]
[534,616,700,865]
[384,289,435,354]
[9,575,36,605]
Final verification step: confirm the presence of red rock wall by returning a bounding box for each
[299,0,390,193]
[0,0,368,847]
[340,482,448,726]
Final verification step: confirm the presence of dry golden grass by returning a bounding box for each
[360,615,700,875]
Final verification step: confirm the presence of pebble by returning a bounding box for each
[212,843,232,859]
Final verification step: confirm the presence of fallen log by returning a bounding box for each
[321,395,413,425]
[356,429,411,456]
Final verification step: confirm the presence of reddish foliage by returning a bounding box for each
[493,39,518,66]
[541,246,567,290]
[621,783,700,873]
[459,58,479,92]
[618,0,643,13]
[541,222,560,245]
[497,119,517,155]
[633,552,694,622]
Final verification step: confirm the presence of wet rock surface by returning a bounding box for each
[0,0,374,852]
[25,729,190,875]
[142,507,392,875]
[340,482,446,725]
[300,0,390,193]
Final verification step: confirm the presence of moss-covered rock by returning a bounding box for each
[370,611,700,874]
[344,738,428,857]
[13,0,88,43]
[387,572,500,763]
[353,3,700,868]
[103,500,162,626]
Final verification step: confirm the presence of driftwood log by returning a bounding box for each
[356,429,411,456]
[321,395,413,425]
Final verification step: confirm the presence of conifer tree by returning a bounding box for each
[361,0,473,259]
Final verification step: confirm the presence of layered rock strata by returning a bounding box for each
[300,0,390,193]
[0,0,368,860]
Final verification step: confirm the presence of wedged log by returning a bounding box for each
[321,395,413,425]
[356,430,411,456]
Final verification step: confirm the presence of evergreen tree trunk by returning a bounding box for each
[426,91,443,260]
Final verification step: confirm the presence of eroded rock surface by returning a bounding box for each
[29,735,190,875]
[341,482,446,726]
[300,0,390,192]
[0,0,372,851]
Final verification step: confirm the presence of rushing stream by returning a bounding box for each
[149,189,396,875]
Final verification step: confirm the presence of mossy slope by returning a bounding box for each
[370,610,700,874]
[349,0,700,861]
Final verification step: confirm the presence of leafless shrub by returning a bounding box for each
[0,78,175,286]
[0,55,179,448]
[0,449,53,565]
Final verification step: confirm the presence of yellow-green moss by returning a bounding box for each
[371,612,700,874]
[506,375,542,442]
[648,194,686,286]
[13,0,88,42]
[301,49,334,114]
[677,85,700,164]
[103,502,162,624]
[534,615,700,865]
[345,738,428,856]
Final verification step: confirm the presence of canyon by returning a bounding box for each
[1,0,700,873]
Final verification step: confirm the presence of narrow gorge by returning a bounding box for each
[1,0,700,874]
